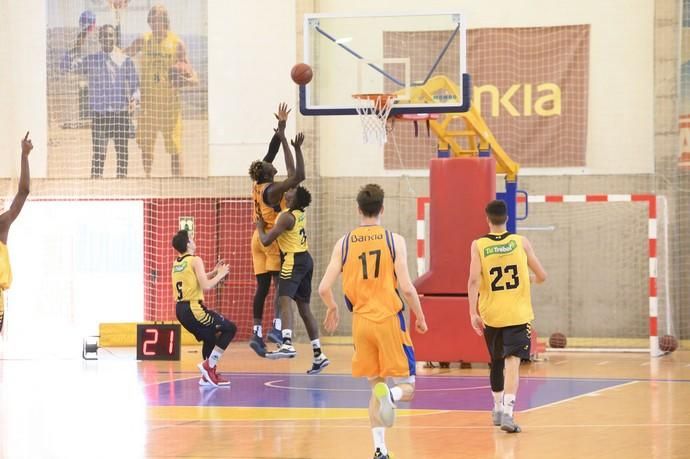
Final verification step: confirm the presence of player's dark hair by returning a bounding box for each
[99,24,115,37]
[291,186,312,210]
[357,184,384,217]
[147,4,170,28]
[172,230,189,254]
[249,160,268,182]
[485,199,508,225]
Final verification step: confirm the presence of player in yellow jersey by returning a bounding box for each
[0,132,32,334]
[125,4,198,177]
[318,184,428,459]
[248,114,305,357]
[256,184,329,374]
[172,230,236,388]
[468,199,547,433]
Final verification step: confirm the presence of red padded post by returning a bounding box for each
[414,157,496,295]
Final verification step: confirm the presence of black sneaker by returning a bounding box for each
[306,354,330,374]
[249,333,266,357]
[267,327,283,345]
[373,448,392,458]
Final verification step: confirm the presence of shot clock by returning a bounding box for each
[136,324,181,360]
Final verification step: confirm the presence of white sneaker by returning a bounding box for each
[265,343,297,360]
[374,382,396,427]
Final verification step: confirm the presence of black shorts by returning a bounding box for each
[175,300,229,342]
[484,323,532,360]
[278,251,313,302]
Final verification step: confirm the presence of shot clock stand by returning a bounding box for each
[87,322,185,361]
[82,335,99,360]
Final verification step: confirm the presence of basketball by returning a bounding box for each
[291,63,313,85]
[549,332,567,348]
[659,334,678,353]
[169,62,193,88]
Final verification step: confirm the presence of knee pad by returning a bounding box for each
[489,359,505,392]
[215,319,237,349]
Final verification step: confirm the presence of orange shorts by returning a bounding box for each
[251,230,281,275]
[352,311,416,378]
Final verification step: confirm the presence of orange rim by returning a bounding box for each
[352,93,396,111]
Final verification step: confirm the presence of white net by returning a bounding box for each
[352,94,396,145]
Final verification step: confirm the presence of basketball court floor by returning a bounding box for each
[1,343,688,458]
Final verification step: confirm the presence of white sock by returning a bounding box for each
[208,348,224,369]
[372,427,387,455]
[273,318,282,330]
[311,338,321,349]
[253,325,263,338]
[390,386,403,402]
[503,394,516,416]
[282,329,292,341]
[492,391,504,411]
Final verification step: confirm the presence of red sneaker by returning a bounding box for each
[211,367,231,386]
[197,360,220,387]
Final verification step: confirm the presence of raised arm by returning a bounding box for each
[60,30,90,73]
[264,132,305,205]
[192,256,228,291]
[0,133,32,245]
[392,233,427,334]
[467,240,485,336]
[256,211,294,247]
[263,103,291,163]
[522,236,547,283]
[318,237,345,333]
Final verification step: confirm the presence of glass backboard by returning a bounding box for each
[300,12,470,116]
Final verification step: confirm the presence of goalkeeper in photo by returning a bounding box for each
[125,4,198,177]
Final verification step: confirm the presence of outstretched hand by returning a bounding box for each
[21,132,33,156]
[291,132,305,149]
[274,102,291,132]
[216,262,230,278]
[274,102,291,122]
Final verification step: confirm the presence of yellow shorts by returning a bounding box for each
[137,105,182,155]
[251,230,281,275]
[352,312,416,378]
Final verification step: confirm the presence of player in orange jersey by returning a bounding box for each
[318,184,428,459]
[247,103,305,356]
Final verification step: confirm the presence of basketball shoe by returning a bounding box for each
[307,354,330,374]
[374,382,396,427]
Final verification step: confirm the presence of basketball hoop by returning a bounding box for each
[352,93,396,144]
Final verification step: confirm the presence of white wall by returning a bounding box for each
[2,201,143,357]
[0,1,48,179]
[0,0,655,178]
[313,0,655,176]
[208,0,297,176]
